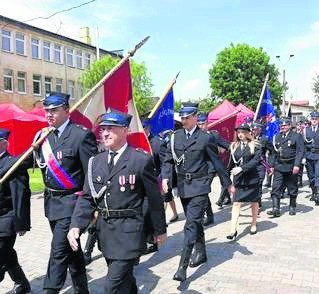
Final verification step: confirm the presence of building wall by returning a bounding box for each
[0,18,113,110]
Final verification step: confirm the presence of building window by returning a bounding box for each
[54,44,62,64]
[32,38,40,59]
[66,48,74,67]
[45,77,52,94]
[67,80,75,97]
[78,83,84,98]
[84,53,91,69]
[33,74,41,95]
[43,41,51,61]
[17,72,26,93]
[76,50,83,69]
[15,33,25,55]
[56,78,63,92]
[2,30,11,52]
[3,69,13,92]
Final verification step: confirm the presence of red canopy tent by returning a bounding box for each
[0,103,47,155]
[235,103,254,126]
[28,106,46,117]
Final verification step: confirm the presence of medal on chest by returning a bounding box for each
[119,175,125,192]
[287,140,291,147]
[57,151,62,164]
[129,174,136,190]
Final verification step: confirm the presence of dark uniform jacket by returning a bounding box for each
[35,121,97,221]
[149,134,163,176]
[71,146,166,260]
[255,135,274,178]
[229,143,261,186]
[161,127,232,198]
[210,130,230,152]
[271,131,304,173]
[0,152,31,237]
[304,127,319,160]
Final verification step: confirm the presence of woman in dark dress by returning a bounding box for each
[227,123,262,239]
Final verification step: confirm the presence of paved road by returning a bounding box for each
[1,177,319,294]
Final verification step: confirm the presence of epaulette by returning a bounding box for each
[75,124,88,131]
[135,148,148,154]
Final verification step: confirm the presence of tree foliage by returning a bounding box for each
[312,73,319,108]
[80,55,154,115]
[209,43,283,110]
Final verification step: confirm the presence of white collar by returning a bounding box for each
[109,143,128,165]
[185,125,197,136]
[56,119,70,137]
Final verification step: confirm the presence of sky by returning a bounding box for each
[2,0,319,105]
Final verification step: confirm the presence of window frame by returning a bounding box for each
[54,44,63,64]
[15,32,25,55]
[2,29,12,52]
[17,71,27,94]
[31,38,40,59]
[66,48,74,67]
[67,80,75,97]
[43,40,51,62]
[55,78,63,92]
[3,69,13,92]
[33,74,42,96]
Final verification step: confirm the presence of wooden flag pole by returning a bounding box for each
[148,71,180,119]
[0,36,150,185]
[253,73,269,121]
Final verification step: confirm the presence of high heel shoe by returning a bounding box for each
[226,231,238,240]
[250,226,257,235]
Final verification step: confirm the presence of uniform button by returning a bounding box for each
[107,181,111,184]
[107,193,110,196]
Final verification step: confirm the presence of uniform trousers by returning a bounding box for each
[43,217,86,290]
[105,258,137,294]
[0,235,18,281]
[271,170,298,199]
[306,159,319,187]
[180,195,208,246]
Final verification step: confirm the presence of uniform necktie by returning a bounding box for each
[241,142,246,150]
[108,151,118,171]
[186,133,191,140]
[53,129,59,144]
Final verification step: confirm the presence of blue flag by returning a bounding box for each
[149,88,174,136]
[256,85,279,140]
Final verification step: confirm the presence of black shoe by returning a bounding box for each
[169,215,179,223]
[173,245,193,282]
[250,226,257,235]
[143,243,158,255]
[226,231,238,240]
[223,198,231,205]
[7,265,30,294]
[189,238,207,268]
[310,195,315,201]
[289,207,296,215]
[203,215,214,226]
[215,200,223,208]
[267,209,280,217]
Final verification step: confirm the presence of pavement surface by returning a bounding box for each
[1,176,319,294]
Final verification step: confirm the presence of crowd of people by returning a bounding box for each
[0,92,318,293]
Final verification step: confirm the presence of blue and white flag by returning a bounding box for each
[148,88,174,136]
[256,85,279,140]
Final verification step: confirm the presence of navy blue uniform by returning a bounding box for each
[270,131,304,215]
[0,152,31,291]
[35,122,97,292]
[71,147,166,293]
[162,127,231,245]
[304,126,319,200]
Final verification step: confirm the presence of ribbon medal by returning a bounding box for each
[129,174,136,190]
[119,175,125,192]
[57,151,63,164]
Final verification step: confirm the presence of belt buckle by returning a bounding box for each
[185,173,192,181]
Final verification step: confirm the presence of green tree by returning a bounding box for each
[80,55,154,114]
[312,73,319,108]
[209,43,283,110]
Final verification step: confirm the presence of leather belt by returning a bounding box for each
[99,207,143,219]
[278,158,294,163]
[177,171,207,180]
[306,147,319,153]
[45,187,78,197]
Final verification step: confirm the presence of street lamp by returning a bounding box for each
[276,54,295,115]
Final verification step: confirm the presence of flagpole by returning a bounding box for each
[70,36,150,112]
[0,36,151,185]
[253,73,269,121]
[147,71,180,119]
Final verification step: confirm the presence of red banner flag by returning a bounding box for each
[70,60,150,153]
